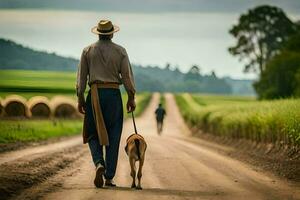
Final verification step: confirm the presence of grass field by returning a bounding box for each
[0,70,76,92]
[0,69,129,99]
[0,120,82,143]
[175,93,300,147]
[0,69,152,144]
[122,93,152,119]
[0,92,76,100]
[0,69,150,102]
[159,93,166,107]
[0,93,152,144]
[0,69,78,99]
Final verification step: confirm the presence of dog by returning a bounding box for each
[125,133,147,190]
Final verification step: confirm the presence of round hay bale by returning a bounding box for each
[28,96,51,118]
[2,95,31,118]
[50,96,78,118]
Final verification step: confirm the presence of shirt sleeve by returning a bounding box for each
[76,49,89,105]
[120,50,136,99]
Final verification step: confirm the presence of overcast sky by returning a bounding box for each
[0,0,299,79]
[1,0,300,13]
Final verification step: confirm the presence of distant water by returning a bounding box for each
[2,9,297,79]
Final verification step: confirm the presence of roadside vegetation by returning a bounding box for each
[159,93,166,107]
[123,93,152,119]
[175,93,300,147]
[0,120,82,143]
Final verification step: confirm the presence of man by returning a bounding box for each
[155,103,166,134]
[76,19,136,188]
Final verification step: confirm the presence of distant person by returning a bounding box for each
[155,103,166,134]
[76,19,136,188]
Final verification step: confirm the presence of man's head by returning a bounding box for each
[159,103,162,107]
[99,34,113,40]
[91,20,119,38]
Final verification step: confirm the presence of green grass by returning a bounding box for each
[191,93,255,106]
[0,92,77,100]
[0,69,76,90]
[0,69,78,98]
[175,93,300,146]
[135,93,152,116]
[122,93,152,119]
[159,93,166,107]
[0,70,149,104]
[0,120,82,143]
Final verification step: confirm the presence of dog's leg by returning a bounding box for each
[136,157,144,190]
[130,157,136,188]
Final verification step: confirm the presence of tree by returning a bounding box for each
[229,5,298,75]
[189,65,201,74]
[210,70,217,79]
[184,65,201,81]
[254,32,300,99]
[164,63,171,70]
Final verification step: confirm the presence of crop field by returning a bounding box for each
[0,69,152,144]
[0,69,77,99]
[175,93,300,147]
[0,69,76,93]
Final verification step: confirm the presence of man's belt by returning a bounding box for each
[90,82,119,146]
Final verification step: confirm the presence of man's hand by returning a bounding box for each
[126,98,136,113]
[78,102,86,114]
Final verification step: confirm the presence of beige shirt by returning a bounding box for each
[76,40,136,103]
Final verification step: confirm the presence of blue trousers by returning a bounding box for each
[85,88,123,180]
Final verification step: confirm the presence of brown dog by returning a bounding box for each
[125,133,147,189]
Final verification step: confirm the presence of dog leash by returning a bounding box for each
[131,111,138,134]
[130,111,141,159]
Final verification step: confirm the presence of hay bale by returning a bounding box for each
[50,96,78,118]
[2,95,31,118]
[28,96,51,118]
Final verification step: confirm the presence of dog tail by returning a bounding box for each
[134,139,141,160]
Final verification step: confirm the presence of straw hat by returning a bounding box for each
[91,20,120,35]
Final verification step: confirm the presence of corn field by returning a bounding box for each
[175,93,300,147]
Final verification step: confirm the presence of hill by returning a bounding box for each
[0,38,255,95]
[0,38,78,71]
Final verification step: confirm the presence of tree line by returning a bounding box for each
[0,38,255,95]
[133,64,234,94]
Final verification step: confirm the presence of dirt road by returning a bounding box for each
[2,93,300,200]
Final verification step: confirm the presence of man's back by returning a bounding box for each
[77,38,135,104]
[81,40,130,84]
[155,107,166,122]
